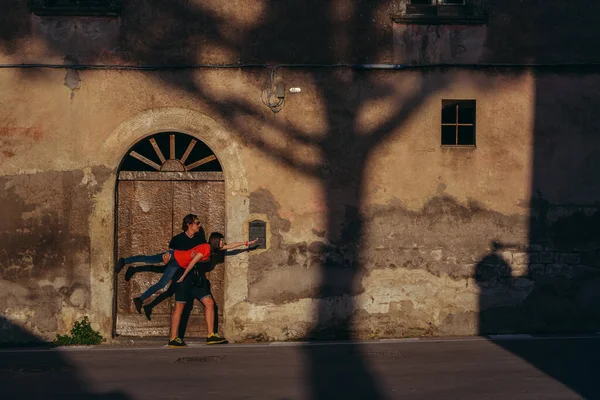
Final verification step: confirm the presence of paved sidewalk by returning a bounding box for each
[1,335,599,399]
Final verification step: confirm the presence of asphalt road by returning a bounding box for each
[1,336,599,400]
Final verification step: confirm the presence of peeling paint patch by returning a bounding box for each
[64,69,81,91]
[0,168,109,343]
[0,125,44,165]
[242,189,600,340]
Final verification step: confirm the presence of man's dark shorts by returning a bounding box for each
[175,276,212,303]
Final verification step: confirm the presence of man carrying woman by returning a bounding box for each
[115,214,206,317]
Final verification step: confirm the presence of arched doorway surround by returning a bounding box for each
[94,108,250,340]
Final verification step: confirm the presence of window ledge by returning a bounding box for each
[391,14,487,25]
[29,0,123,17]
[441,145,477,149]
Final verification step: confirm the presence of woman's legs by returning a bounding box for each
[138,260,180,302]
[124,252,166,265]
[116,251,171,274]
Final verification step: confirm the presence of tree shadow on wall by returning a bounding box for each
[475,1,600,398]
[1,1,573,399]
[475,240,600,399]
[111,1,500,399]
[0,316,130,399]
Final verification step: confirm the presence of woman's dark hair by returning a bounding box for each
[182,214,198,231]
[208,232,224,253]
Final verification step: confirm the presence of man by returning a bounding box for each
[166,214,207,255]
[117,213,206,319]
[167,233,257,348]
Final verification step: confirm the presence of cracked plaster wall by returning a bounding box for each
[2,0,600,343]
[2,66,600,343]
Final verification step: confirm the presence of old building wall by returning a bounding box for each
[0,0,396,65]
[0,68,257,342]
[235,69,600,341]
[235,69,537,340]
[0,64,538,341]
[1,0,600,343]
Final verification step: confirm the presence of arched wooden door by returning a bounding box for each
[115,132,225,337]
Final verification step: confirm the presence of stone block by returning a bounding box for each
[563,265,575,278]
[580,251,597,266]
[512,263,528,276]
[431,249,443,262]
[554,253,580,265]
[529,264,546,276]
[528,244,544,252]
[540,252,554,263]
[565,253,581,265]
[546,264,568,276]
[512,252,529,265]
[528,252,539,264]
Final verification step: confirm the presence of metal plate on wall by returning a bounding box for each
[249,220,267,249]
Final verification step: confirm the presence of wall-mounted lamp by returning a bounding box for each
[276,82,285,99]
[262,79,285,113]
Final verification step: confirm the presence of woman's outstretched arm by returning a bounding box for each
[221,238,258,251]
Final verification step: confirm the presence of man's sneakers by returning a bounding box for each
[167,334,226,347]
[206,333,228,345]
[168,337,187,348]
[133,297,143,314]
[115,258,126,274]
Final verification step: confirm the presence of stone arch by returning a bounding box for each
[102,108,247,194]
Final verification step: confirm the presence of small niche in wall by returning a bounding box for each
[249,220,267,249]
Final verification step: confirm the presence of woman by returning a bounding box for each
[168,232,258,347]
[117,249,182,314]
[116,214,206,314]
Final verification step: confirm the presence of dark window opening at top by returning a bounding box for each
[120,132,223,172]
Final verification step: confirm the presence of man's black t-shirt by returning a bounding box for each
[168,228,206,251]
[168,229,206,281]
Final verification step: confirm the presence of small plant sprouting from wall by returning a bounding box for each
[54,316,106,346]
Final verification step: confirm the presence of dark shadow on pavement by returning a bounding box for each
[302,340,385,400]
[0,316,131,399]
